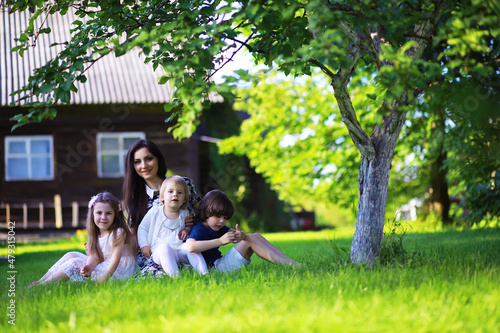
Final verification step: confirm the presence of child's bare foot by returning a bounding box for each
[285,259,302,267]
[28,281,39,288]
[80,264,92,277]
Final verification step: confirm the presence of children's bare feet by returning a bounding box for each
[292,261,302,267]
[28,281,39,288]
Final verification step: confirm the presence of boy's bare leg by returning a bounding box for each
[235,233,301,265]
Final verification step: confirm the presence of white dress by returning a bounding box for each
[47,228,138,282]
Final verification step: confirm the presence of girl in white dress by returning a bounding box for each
[138,176,207,277]
[30,192,137,286]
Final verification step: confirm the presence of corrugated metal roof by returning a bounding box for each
[0,7,173,106]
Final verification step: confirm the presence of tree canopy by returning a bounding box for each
[10,1,498,135]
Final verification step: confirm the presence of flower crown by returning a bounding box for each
[88,194,122,211]
[88,195,99,209]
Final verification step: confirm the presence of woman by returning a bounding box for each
[123,139,202,277]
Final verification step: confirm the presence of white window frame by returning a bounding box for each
[5,135,54,181]
[97,132,145,178]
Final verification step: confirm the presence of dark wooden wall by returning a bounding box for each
[1,104,199,204]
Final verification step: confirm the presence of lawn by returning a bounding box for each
[1,227,499,332]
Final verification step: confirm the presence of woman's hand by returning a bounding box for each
[141,246,152,258]
[185,214,195,228]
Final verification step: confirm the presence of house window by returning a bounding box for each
[97,132,145,178]
[5,135,54,181]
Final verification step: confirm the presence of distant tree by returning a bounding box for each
[220,72,362,212]
[8,0,499,264]
[440,79,500,223]
[199,101,288,232]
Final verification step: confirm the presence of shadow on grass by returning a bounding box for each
[3,228,499,293]
[403,228,500,266]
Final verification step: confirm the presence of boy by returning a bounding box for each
[185,190,301,272]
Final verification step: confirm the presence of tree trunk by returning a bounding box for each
[350,120,404,264]
[426,116,451,224]
[331,5,444,265]
[428,149,451,223]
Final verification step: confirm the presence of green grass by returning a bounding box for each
[1,228,499,332]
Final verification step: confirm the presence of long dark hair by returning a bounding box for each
[122,139,167,234]
[87,192,135,263]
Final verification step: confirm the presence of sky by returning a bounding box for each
[211,49,265,85]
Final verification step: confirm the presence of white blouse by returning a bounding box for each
[137,205,189,251]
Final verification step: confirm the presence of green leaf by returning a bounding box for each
[55,88,71,104]
[164,104,174,113]
[158,75,169,85]
[97,48,111,56]
[38,83,56,95]
[70,59,84,72]
[60,79,74,92]
[11,45,23,53]
[47,107,58,120]
[75,75,87,83]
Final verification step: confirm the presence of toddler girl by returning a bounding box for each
[138,176,207,277]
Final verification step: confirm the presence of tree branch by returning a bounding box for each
[367,26,386,70]
[403,1,421,12]
[331,21,375,160]
[31,2,57,47]
[308,59,336,78]
[207,33,256,82]
[338,20,367,43]
[402,33,432,42]
[324,2,354,12]
[385,3,449,134]
[334,82,376,160]
[224,36,265,55]
[385,94,409,135]
[369,1,452,135]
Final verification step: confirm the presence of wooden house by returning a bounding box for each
[0,8,201,229]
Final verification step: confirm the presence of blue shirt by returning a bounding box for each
[187,221,230,267]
